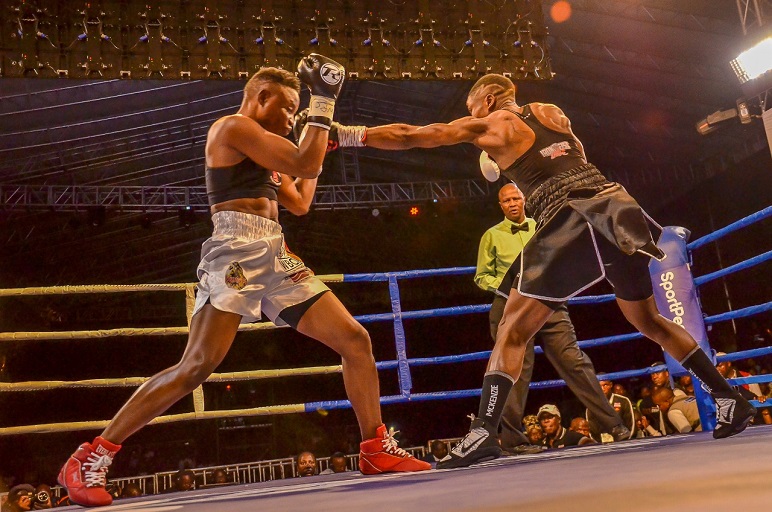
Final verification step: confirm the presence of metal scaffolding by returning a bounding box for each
[735,0,772,34]
[0,180,496,212]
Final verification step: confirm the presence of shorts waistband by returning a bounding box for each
[211,211,282,240]
[526,164,609,224]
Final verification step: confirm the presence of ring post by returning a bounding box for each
[649,226,716,431]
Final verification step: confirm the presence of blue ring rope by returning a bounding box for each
[687,205,772,251]
[694,250,772,286]
[304,388,770,414]
[329,208,772,413]
[728,374,772,386]
[373,348,772,383]
[342,266,476,282]
[704,301,772,324]
[717,346,772,362]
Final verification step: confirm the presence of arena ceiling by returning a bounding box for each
[1,0,770,286]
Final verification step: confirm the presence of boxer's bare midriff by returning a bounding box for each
[211,197,279,223]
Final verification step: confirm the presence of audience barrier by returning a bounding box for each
[15,447,429,502]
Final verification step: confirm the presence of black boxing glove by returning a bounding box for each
[297,53,345,99]
[293,108,366,151]
[297,54,345,130]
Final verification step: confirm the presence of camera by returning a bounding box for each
[35,490,50,503]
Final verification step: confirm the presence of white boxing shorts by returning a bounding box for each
[192,211,329,326]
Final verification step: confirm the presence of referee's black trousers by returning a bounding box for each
[488,295,622,449]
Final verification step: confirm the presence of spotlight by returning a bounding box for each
[731,37,772,101]
[371,208,380,217]
[695,108,738,135]
[730,37,772,84]
[409,205,421,216]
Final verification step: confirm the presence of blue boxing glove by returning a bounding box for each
[297,54,345,130]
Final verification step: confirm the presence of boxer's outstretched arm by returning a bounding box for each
[364,117,489,150]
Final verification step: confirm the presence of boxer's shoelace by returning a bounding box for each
[381,429,410,458]
[449,415,489,457]
[83,451,113,487]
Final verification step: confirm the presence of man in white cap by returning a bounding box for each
[538,404,595,448]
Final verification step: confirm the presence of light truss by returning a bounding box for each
[0,0,552,81]
[735,0,772,35]
[0,180,496,212]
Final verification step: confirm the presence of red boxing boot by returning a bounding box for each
[58,436,121,507]
[359,424,431,474]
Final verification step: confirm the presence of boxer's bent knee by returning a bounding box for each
[175,355,220,389]
[340,323,374,360]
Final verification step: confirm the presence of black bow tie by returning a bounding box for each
[511,223,529,234]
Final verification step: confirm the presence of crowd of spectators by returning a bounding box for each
[515,355,772,448]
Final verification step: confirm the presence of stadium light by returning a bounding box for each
[730,37,772,84]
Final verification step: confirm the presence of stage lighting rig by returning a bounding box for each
[695,97,762,135]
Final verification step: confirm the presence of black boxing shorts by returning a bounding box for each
[499,165,665,306]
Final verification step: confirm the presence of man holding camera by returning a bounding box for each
[2,484,52,512]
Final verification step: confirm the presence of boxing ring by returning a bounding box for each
[0,206,770,511]
[47,427,772,511]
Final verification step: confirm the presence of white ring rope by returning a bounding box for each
[0,276,346,434]
[0,365,344,392]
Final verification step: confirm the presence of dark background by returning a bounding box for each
[1,0,771,487]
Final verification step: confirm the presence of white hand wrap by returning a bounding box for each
[337,125,367,147]
[307,95,336,129]
[479,151,501,182]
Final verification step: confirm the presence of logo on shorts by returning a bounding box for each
[225,262,248,290]
[320,63,343,85]
[288,268,314,283]
[539,141,571,159]
[278,242,305,274]
[271,171,282,186]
